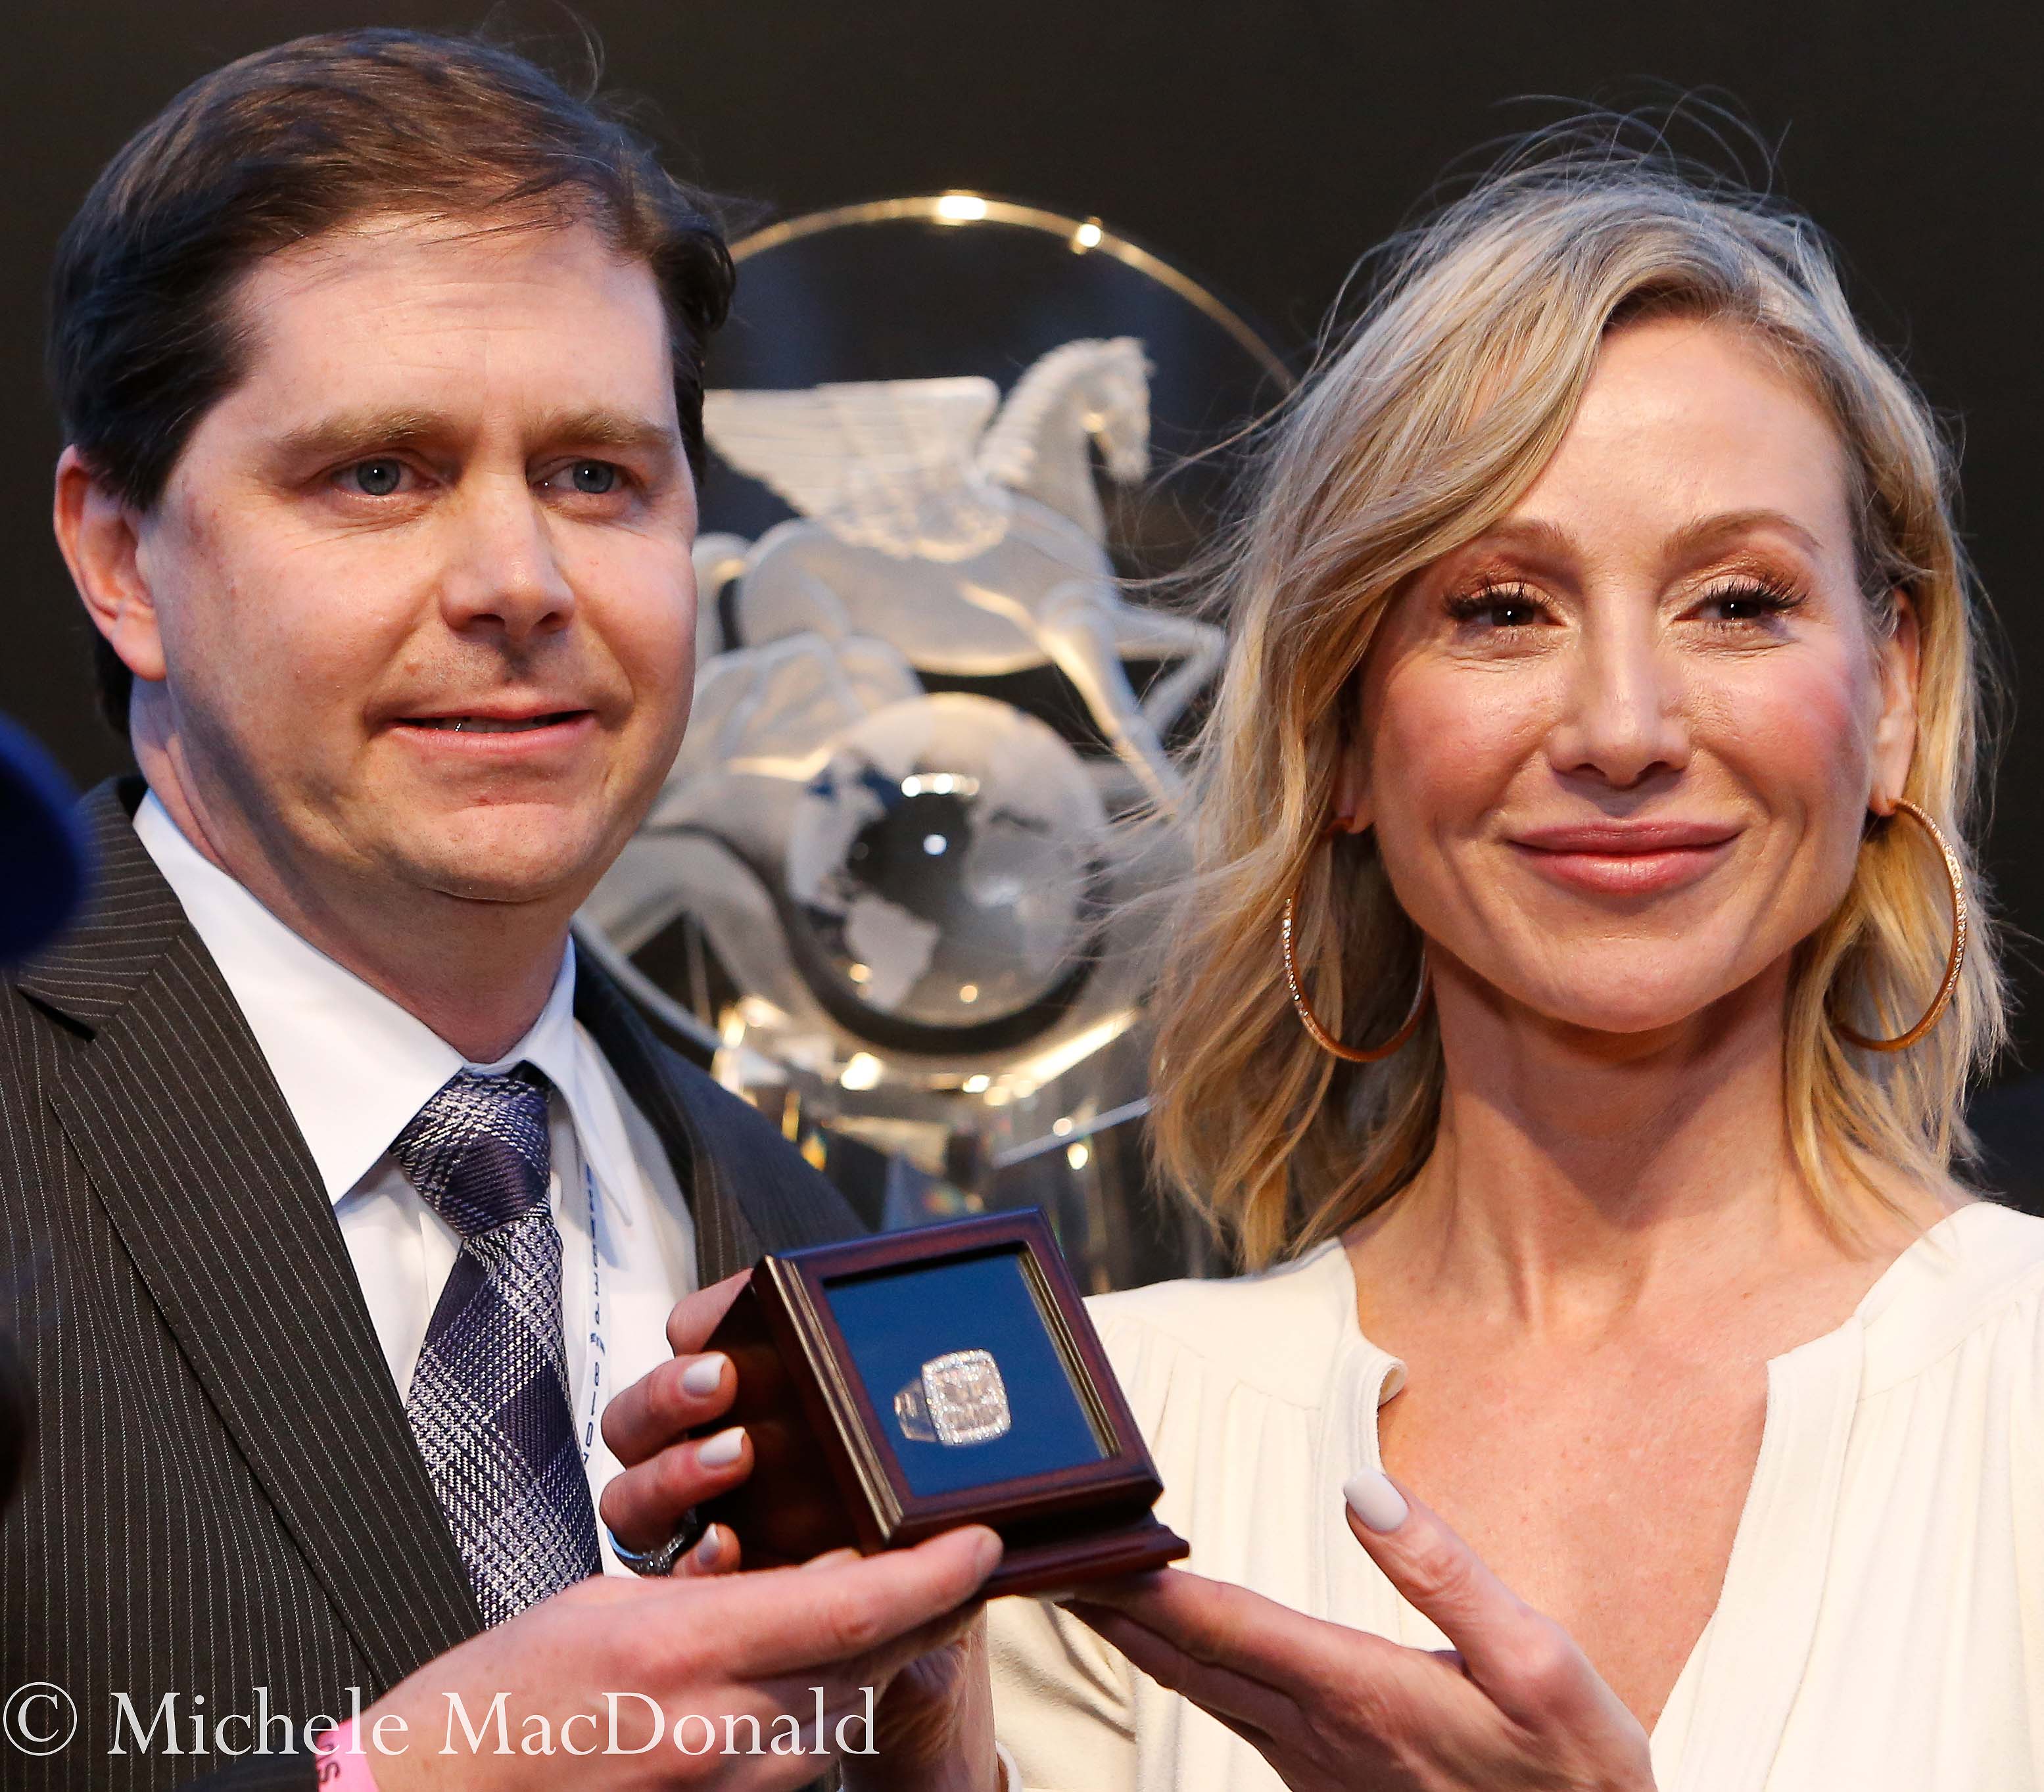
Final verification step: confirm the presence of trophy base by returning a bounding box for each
[984,1511,1189,1600]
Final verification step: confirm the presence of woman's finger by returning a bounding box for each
[601,1349,736,1465]
[1342,1471,1579,1714]
[663,1543,867,1586]
[1078,1565,1396,1704]
[665,1271,751,1355]
[598,1424,752,1551]
[669,1521,742,1578]
[1066,1601,1299,1740]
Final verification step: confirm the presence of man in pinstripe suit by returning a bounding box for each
[5,29,1004,1792]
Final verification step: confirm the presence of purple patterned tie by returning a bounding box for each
[392,1066,602,1626]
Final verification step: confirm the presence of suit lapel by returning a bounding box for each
[18,782,481,1689]
[572,940,863,1279]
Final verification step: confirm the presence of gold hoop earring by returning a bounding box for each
[1278,828,1432,1062]
[1831,798,1968,1053]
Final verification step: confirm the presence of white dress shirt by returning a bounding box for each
[133,792,697,1575]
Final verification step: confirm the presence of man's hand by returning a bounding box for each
[357,1525,1002,1791]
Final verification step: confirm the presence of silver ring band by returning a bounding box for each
[607,1511,707,1578]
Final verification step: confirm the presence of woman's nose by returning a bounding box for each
[1546,625,1691,789]
[436,477,577,644]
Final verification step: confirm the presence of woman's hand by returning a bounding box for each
[1066,1471,1655,1792]
[602,1276,1005,1792]
[600,1272,757,1573]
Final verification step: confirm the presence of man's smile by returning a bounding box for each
[401,710,590,734]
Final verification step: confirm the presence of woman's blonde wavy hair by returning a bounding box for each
[1149,135,2005,1271]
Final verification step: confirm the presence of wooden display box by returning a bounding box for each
[699,1208,1187,1598]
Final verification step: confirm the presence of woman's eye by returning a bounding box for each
[1696,582,1799,626]
[341,459,407,498]
[1446,587,1546,630]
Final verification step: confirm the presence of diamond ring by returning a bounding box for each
[893,1349,1010,1446]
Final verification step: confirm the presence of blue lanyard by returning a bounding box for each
[576,1157,606,1467]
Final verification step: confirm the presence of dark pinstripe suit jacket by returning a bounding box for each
[0,780,862,1790]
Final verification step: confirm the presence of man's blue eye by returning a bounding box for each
[569,461,617,494]
[350,460,403,497]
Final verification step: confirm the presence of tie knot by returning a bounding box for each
[391,1066,553,1238]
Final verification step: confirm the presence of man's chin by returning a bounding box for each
[385,825,608,910]
[419,867,579,906]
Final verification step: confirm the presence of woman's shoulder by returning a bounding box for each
[1939,1194,2044,1270]
[1082,1238,1368,1409]
[1857,1198,2044,1397]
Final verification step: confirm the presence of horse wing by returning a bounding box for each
[704,377,1010,561]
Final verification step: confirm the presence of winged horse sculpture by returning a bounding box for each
[696,337,1223,807]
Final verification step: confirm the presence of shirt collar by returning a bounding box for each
[133,791,628,1221]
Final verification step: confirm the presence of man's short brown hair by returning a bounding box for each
[48,27,735,732]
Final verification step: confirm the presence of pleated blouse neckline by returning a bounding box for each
[1305,1203,1998,1792]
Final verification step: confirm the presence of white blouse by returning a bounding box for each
[988,1200,2044,1791]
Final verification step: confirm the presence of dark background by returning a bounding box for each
[6,1,2042,1106]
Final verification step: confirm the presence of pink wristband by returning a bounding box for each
[314,1718,382,1791]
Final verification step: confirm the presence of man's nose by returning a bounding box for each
[1545,623,1692,789]
[437,477,577,644]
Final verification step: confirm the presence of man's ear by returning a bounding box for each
[53,445,167,685]
[1868,590,1920,815]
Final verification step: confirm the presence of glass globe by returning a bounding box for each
[786,693,1108,1032]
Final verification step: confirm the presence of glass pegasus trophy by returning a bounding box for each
[576,194,1291,1295]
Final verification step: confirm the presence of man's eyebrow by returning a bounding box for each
[268,407,682,465]
[271,408,451,463]
[535,408,682,459]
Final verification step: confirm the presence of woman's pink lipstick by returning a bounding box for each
[1508,820,1741,897]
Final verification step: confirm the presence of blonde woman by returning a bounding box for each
[968,143,2044,1792]
[610,142,2043,1792]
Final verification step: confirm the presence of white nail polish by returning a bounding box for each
[696,1425,746,1469]
[1344,1470,1410,1532]
[681,1354,726,1397]
[694,1526,724,1567]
